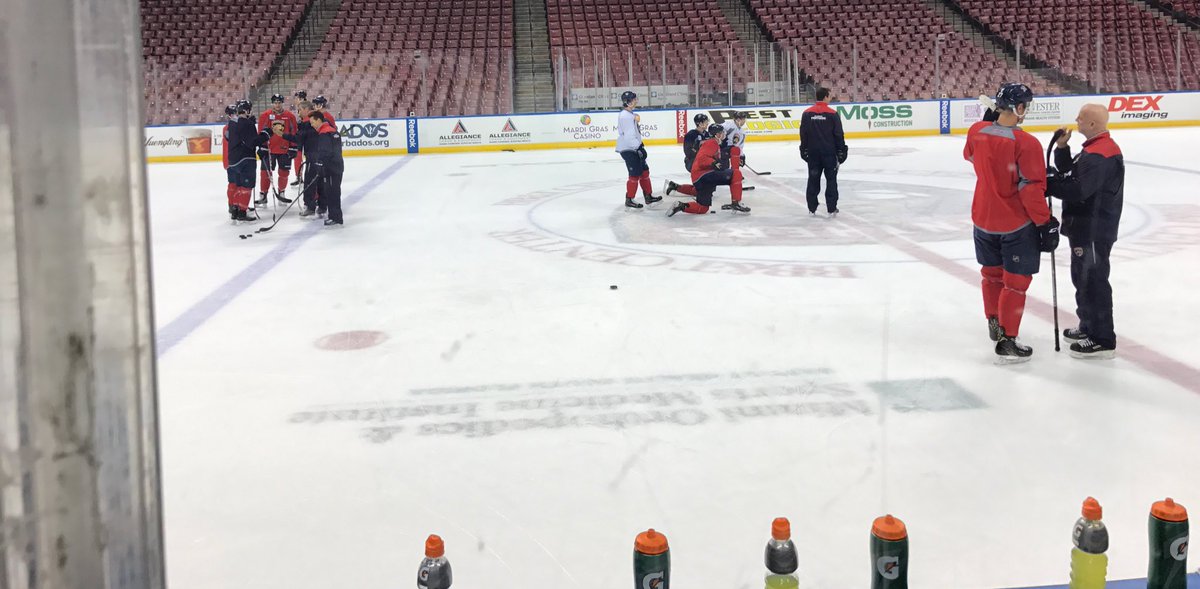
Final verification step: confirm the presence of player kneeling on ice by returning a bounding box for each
[615,91,663,209]
[664,125,750,216]
[964,83,1060,361]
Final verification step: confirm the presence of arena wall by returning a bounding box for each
[145,91,1200,163]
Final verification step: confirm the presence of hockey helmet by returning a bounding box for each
[707,123,726,136]
[235,99,253,114]
[271,93,286,103]
[620,90,637,106]
[294,90,307,99]
[733,110,750,120]
[693,113,710,125]
[312,95,328,106]
[995,83,1034,110]
[224,104,237,117]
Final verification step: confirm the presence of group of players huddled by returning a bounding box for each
[612,90,751,217]
[222,91,345,226]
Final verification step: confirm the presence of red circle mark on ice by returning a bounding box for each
[314,330,388,351]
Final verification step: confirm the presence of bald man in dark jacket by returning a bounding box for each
[1050,104,1124,359]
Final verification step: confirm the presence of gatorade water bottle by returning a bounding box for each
[417,534,452,589]
[764,573,800,588]
[765,517,799,575]
[1148,498,1189,589]
[634,528,669,589]
[870,514,908,589]
[1069,497,1108,589]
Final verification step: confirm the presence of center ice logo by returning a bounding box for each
[877,556,901,579]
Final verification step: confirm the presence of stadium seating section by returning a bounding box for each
[747,0,1065,100]
[547,0,756,100]
[140,0,1200,124]
[141,0,307,124]
[952,0,1200,92]
[296,0,514,119]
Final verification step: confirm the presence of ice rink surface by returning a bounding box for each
[149,127,1200,588]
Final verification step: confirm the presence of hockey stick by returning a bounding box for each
[745,163,772,176]
[1046,128,1065,352]
[238,174,322,239]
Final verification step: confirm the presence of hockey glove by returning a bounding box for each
[799,146,810,162]
[257,144,270,160]
[836,147,848,164]
[1037,217,1061,252]
[739,155,746,167]
[287,146,299,159]
[637,145,648,161]
[1046,170,1081,202]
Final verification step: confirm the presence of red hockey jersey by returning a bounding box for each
[963,121,1051,233]
[258,109,299,155]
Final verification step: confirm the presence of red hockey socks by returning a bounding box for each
[684,202,709,215]
[259,169,270,194]
[226,183,236,205]
[676,184,698,196]
[626,177,638,199]
[999,271,1032,337]
[731,182,742,202]
[981,265,1003,318]
[278,169,290,191]
[233,186,252,210]
[293,152,302,171]
[639,170,652,196]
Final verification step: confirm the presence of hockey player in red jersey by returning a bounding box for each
[964,83,1060,361]
[662,125,750,215]
[257,94,298,205]
[290,90,308,181]
[312,95,336,130]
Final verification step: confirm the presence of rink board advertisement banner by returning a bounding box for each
[144,118,411,162]
[146,92,1200,161]
[415,110,679,153]
[680,101,943,142]
[948,91,1200,133]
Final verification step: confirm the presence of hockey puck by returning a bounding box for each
[610,285,618,290]
[239,235,249,239]
[709,210,716,214]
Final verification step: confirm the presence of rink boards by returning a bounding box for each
[145,91,1200,162]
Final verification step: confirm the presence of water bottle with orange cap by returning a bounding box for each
[417,534,452,589]
[1069,497,1108,589]
[1148,497,1188,589]
[634,528,670,589]
[870,514,908,589]
[764,517,800,588]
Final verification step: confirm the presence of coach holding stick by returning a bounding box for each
[1048,104,1124,359]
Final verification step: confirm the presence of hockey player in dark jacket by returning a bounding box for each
[1049,104,1124,359]
[799,87,847,215]
[308,111,345,226]
[227,100,271,222]
[280,101,323,217]
[681,113,710,172]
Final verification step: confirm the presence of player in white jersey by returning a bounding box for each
[720,111,750,193]
[615,91,663,209]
